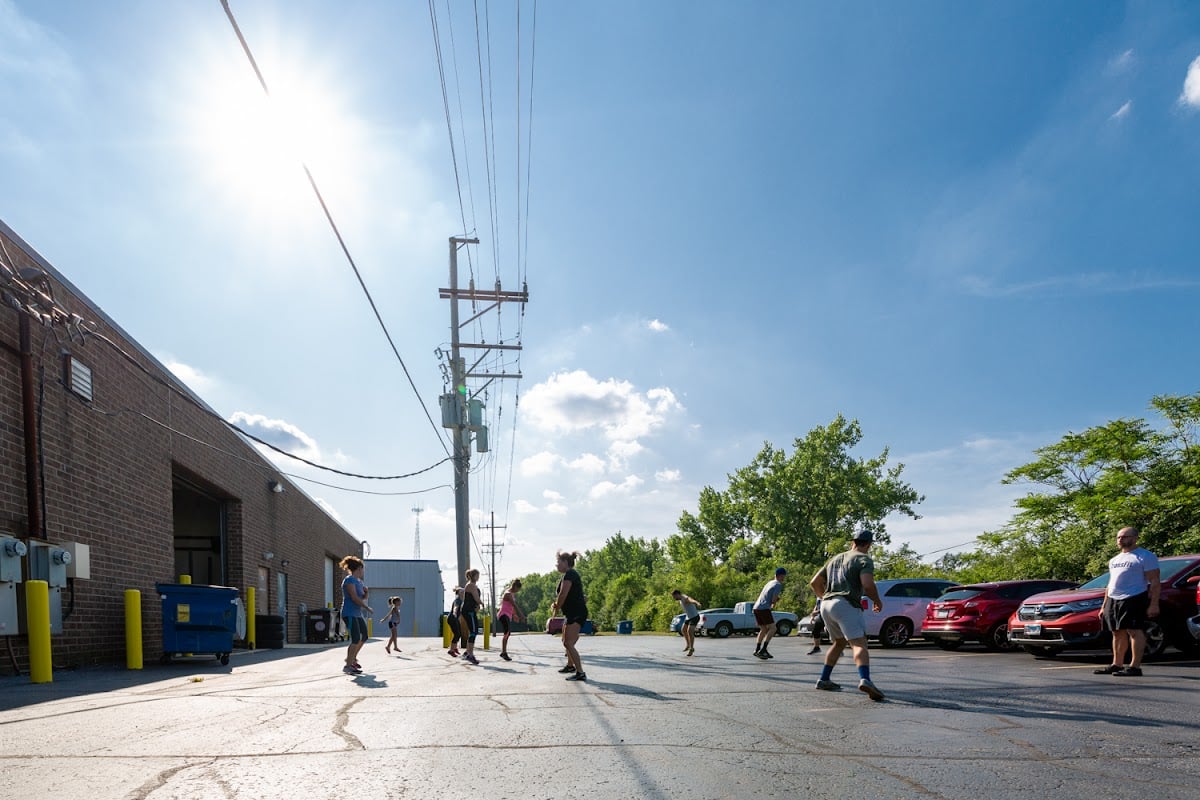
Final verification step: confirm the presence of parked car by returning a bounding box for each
[697,602,798,638]
[797,578,957,647]
[671,608,735,635]
[923,580,1077,651]
[1189,573,1200,644]
[868,578,958,647]
[1009,554,1200,658]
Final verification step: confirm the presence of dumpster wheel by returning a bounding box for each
[219,653,230,666]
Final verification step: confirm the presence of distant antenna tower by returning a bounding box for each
[412,505,423,559]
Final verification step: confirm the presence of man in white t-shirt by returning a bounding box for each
[1094,526,1160,677]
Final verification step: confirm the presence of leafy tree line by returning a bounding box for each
[512,396,1200,632]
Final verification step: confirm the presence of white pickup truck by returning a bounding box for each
[696,602,798,638]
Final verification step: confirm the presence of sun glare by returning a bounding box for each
[181,49,365,223]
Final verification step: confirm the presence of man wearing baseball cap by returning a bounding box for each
[752,567,788,660]
[809,526,885,701]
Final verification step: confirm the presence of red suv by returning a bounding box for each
[923,580,1077,651]
[1009,554,1200,658]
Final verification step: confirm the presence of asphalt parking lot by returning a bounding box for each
[2,633,1198,800]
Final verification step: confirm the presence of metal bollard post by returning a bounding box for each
[483,614,491,650]
[179,574,191,585]
[442,614,451,648]
[125,589,142,670]
[25,580,52,683]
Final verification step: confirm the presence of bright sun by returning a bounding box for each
[181,48,364,223]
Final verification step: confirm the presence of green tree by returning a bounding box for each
[948,393,1200,582]
[677,415,923,575]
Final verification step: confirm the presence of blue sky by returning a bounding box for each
[3,1,1200,593]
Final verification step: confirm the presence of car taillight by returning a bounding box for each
[699,614,706,623]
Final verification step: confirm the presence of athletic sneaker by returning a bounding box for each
[558,664,576,673]
[343,664,362,675]
[754,650,769,660]
[500,652,512,661]
[858,678,885,701]
[565,672,587,682]
[815,679,841,691]
[761,649,774,659]
[686,647,694,657]
[807,646,821,655]
[465,654,479,665]
[448,649,459,657]
[1093,664,1121,674]
[1113,666,1143,677]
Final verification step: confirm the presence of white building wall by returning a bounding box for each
[363,559,445,637]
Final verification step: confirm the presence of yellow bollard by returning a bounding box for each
[25,580,52,684]
[483,614,491,650]
[442,614,451,648]
[179,574,191,585]
[246,587,256,649]
[125,589,143,670]
[368,618,373,638]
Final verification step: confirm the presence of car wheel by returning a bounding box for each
[984,622,1017,652]
[775,620,794,637]
[1143,620,1168,660]
[1022,645,1059,658]
[934,640,962,651]
[879,618,913,648]
[715,621,733,638]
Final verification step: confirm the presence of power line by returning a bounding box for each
[218,0,451,459]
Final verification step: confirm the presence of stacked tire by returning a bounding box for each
[256,614,285,649]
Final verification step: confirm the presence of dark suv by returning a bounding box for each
[1009,554,1200,658]
[923,580,1077,651]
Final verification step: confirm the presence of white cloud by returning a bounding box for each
[1181,54,1200,108]
[1109,100,1131,120]
[161,356,221,398]
[522,371,685,450]
[546,503,568,515]
[588,474,645,499]
[607,439,645,467]
[647,319,670,332]
[542,489,563,501]
[1109,49,1135,74]
[228,411,324,461]
[566,453,606,473]
[520,451,559,476]
[655,468,681,482]
[313,497,341,522]
[513,499,538,513]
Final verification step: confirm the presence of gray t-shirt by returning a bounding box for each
[677,596,699,618]
[753,579,784,611]
[821,551,874,607]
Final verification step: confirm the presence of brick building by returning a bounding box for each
[1,219,362,670]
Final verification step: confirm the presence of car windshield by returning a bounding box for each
[937,589,982,602]
[1079,556,1196,590]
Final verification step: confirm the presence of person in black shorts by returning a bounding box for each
[672,589,701,656]
[461,569,482,665]
[553,550,588,682]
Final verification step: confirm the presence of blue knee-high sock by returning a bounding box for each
[820,664,834,682]
[858,664,871,681]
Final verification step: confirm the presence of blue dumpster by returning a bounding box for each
[156,583,239,665]
[617,620,633,634]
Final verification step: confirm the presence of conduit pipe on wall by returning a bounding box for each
[19,313,44,539]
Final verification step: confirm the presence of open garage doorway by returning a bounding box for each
[172,474,228,585]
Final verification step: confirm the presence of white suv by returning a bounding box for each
[801,578,955,647]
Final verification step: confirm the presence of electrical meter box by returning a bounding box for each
[21,541,71,634]
[61,542,90,580]
[0,537,26,636]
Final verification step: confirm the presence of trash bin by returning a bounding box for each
[306,608,334,643]
[581,619,596,635]
[157,583,238,665]
[616,620,633,635]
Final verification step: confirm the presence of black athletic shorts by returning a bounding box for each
[1102,592,1151,631]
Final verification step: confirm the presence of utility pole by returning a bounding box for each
[411,505,423,559]
[480,512,506,619]
[440,236,528,588]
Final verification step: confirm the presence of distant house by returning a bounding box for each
[0,219,362,669]
[363,559,445,637]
